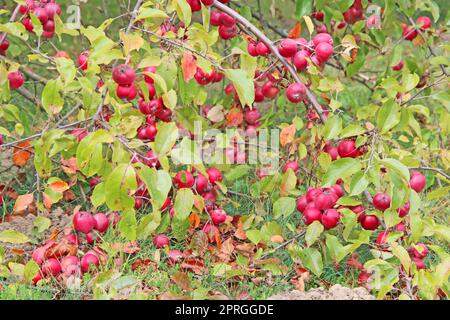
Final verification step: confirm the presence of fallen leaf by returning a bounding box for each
[13,193,34,213]
[226,107,244,128]
[171,271,191,291]
[49,180,69,193]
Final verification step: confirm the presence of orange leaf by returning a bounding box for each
[271,235,284,243]
[288,23,302,39]
[226,108,244,127]
[13,193,34,213]
[181,52,197,81]
[188,212,201,229]
[12,140,32,167]
[280,124,296,146]
[61,157,79,174]
[43,192,53,210]
[49,180,69,193]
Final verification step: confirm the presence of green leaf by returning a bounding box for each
[246,229,262,245]
[379,158,410,182]
[134,8,168,24]
[154,122,178,156]
[322,158,361,187]
[119,209,137,241]
[55,57,76,84]
[24,260,39,283]
[272,197,296,219]
[172,188,194,240]
[305,221,324,247]
[174,0,192,27]
[224,69,255,107]
[377,99,399,133]
[322,115,342,140]
[33,216,51,233]
[340,124,366,138]
[299,248,323,277]
[42,80,64,115]
[105,164,137,211]
[350,171,369,195]
[0,230,30,244]
[137,210,161,240]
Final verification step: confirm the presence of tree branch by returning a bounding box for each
[212,1,327,123]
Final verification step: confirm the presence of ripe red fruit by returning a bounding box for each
[360,215,380,230]
[78,51,89,70]
[45,3,61,19]
[324,144,338,161]
[90,176,101,188]
[293,51,308,71]
[153,234,170,248]
[261,81,278,99]
[108,212,120,226]
[73,211,96,234]
[41,258,61,277]
[358,271,371,284]
[412,257,426,270]
[174,170,195,189]
[313,11,324,21]
[256,41,270,56]
[392,60,404,71]
[372,192,391,211]
[61,256,79,276]
[201,0,215,6]
[8,71,25,90]
[395,222,406,233]
[321,209,340,229]
[112,64,136,85]
[143,66,157,83]
[254,84,264,102]
[211,208,227,225]
[34,7,49,24]
[376,230,389,246]
[0,37,9,51]
[32,247,46,265]
[306,188,322,202]
[397,202,410,218]
[303,207,322,225]
[218,24,237,40]
[409,171,426,192]
[286,82,306,103]
[331,184,344,198]
[194,67,212,85]
[402,25,418,41]
[337,139,359,158]
[43,20,55,33]
[416,16,431,31]
[410,243,428,259]
[93,213,109,233]
[312,33,333,47]
[22,18,34,32]
[161,196,171,211]
[247,42,258,57]
[282,161,299,173]
[55,51,70,59]
[315,192,336,210]
[195,174,209,194]
[296,196,308,213]
[187,0,202,12]
[220,13,235,27]
[278,39,297,57]
[81,253,99,273]
[315,42,333,62]
[206,167,223,185]
[244,108,261,125]
[210,11,222,26]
